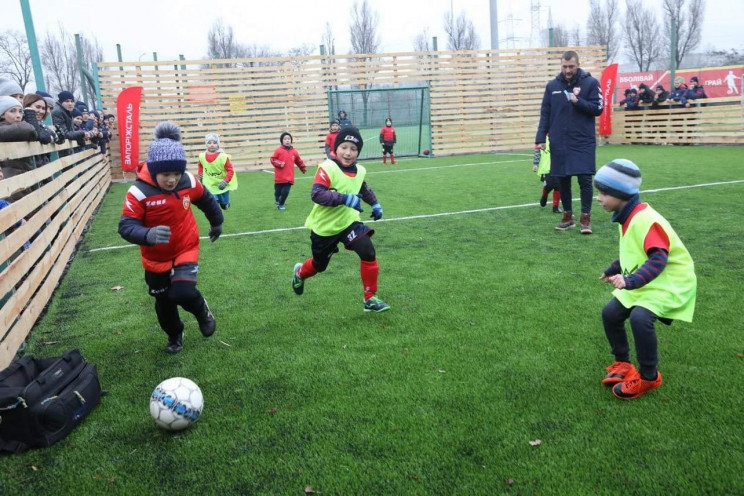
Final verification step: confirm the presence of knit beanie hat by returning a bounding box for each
[147,122,187,177]
[690,76,699,83]
[0,78,22,97]
[205,133,220,145]
[36,90,55,109]
[0,96,22,118]
[72,108,82,118]
[334,126,363,153]
[594,159,642,200]
[58,91,75,103]
[674,76,684,85]
[279,131,293,144]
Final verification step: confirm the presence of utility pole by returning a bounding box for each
[490,0,499,50]
[670,18,677,89]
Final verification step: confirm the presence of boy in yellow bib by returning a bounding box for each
[291,127,389,312]
[197,133,237,210]
[595,159,696,400]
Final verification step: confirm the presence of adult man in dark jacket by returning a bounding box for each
[535,51,603,234]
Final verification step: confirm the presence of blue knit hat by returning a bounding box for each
[594,159,642,200]
[147,122,187,178]
[72,108,83,118]
[58,91,75,103]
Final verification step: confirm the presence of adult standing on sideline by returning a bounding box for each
[535,50,603,234]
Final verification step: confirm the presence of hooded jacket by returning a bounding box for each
[535,68,603,177]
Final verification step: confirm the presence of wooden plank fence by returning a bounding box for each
[0,143,109,368]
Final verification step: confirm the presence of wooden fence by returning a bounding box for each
[98,47,607,178]
[0,143,109,368]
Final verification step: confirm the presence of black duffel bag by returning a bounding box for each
[0,348,101,453]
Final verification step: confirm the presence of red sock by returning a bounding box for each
[298,258,318,279]
[552,190,560,207]
[360,259,379,300]
[542,186,548,197]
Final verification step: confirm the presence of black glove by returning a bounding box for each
[145,225,171,245]
[208,224,222,243]
[370,203,383,221]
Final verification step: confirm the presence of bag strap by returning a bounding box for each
[0,436,29,453]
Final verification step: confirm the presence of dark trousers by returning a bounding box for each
[146,265,207,338]
[275,183,292,206]
[602,297,659,379]
[558,174,593,214]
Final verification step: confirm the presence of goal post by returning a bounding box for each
[328,86,431,160]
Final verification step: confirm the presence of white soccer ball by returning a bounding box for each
[149,377,204,431]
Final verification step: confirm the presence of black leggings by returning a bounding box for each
[558,174,593,214]
[601,298,659,378]
[275,183,292,206]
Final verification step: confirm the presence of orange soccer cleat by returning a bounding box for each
[601,361,638,385]
[612,371,663,400]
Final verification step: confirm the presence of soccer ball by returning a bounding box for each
[150,377,204,431]
[422,149,430,156]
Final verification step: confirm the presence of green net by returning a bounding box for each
[328,86,431,160]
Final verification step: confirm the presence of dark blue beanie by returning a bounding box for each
[58,91,75,103]
[147,122,187,178]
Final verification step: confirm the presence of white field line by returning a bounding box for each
[87,178,744,254]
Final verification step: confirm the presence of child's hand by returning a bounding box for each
[218,180,227,190]
[607,274,626,289]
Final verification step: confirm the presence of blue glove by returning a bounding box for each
[343,194,363,212]
[370,203,383,221]
[218,180,228,190]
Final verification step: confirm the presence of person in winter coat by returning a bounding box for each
[535,50,603,234]
[51,91,87,157]
[197,133,237,210]
[618,88,640,110]
[670,77,689,107]
[651,85,669,109]
[270,131,307,211]
[686,76,707,102]
[637,84,654,105]
[118,122,224,354]
[22,93,63,168]
[0,96,38,201]
[337,110,352,127]
[379,117,397,164]
[324,119,341,159]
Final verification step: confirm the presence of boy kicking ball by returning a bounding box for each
[595,159,696,399]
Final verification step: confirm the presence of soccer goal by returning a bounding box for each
[328,86,431,160]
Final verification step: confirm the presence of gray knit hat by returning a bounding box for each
[0,78,22,97]
[594,159,642,200]
[147,122,187,177]
[0,95,22,119]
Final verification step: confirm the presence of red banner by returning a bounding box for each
[616,65,744,100]
[116,86,143,172]
[599,63,619,136]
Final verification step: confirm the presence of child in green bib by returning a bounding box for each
[292,126,389,313]
[197,133,237,210]
[595,159,696,400]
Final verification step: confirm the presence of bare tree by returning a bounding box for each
[568,25,583,46]
[552,24,569,47]
[443,10,480,50]
[41,24,80,98]
[662,0,705,67]
[586,0,621,62]
[0,30,33,91]
[206,19,247,66]
[287,44,316,65]
[321,22,335,56]
[349,0,380,127]
[413,28,432,52]
[623,0,664,70]
[350,0,380,56]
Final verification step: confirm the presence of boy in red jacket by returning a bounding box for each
[379,117,396,164]
[324,119,340,159]
[118,122,224,354]
[270,131,307,211]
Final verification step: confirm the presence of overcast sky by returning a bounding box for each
[2,0,742,64]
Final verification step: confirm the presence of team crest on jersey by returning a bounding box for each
[182,195,191,209]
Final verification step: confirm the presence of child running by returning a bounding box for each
[324,119,340,159]
[532,135,561,213]
[291,126,389,312]
[197,133,237,210]
[379,117,396,164]
[118,122,224,354]
[270,131,306,211]
[594,159,696,399]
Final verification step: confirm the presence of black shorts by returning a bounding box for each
[311,222,374,262]
[145,263,199,296]
[382,143,394,154]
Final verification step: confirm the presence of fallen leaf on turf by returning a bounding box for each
[31,465,38,471]
[268,406,278,415]
[438,369,446,373]
[505,478,515,486]
[219,340,231,347]
[111,285,124,291]
[529,439,542,446]
[304,486,319,494]
[736,353,744,359]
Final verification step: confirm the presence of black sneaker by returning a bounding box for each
[165,332,183,354]
[552,206,563,214]
[539,195,548,207]
[197,300,216,337]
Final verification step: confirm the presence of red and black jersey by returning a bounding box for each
[118,167,223,272]
[379,126,396,145]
